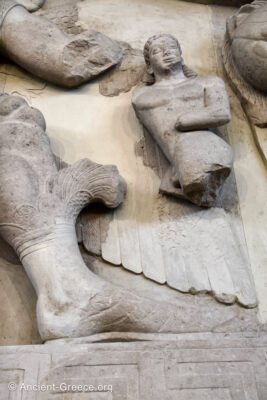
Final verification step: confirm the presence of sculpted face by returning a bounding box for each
[232,5,267,92]
[148,36,183,75]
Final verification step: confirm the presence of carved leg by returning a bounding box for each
[0,94,257,340]
[0,3,123,87]
[171,130,233,207]
[159,167,187,201]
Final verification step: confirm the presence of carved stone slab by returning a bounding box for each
[0,334,267,399]
[0,60,256,308]
[0,0,260,330]
[73,0,258,308]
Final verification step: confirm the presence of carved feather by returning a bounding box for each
[78,129,258,308]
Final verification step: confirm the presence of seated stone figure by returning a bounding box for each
[0,93,244,340]
[0,0,123,87]
[132,34,233,208]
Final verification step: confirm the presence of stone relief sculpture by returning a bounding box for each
[0,93,261,340]
[0,0,266,397]
[0,0,123,87]
[74,34,257,311]
[223,0,267,167]
[132,34,233,208]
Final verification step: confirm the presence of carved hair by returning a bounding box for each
[143,33,197,80]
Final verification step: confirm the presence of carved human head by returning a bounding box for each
[144,34,183,76]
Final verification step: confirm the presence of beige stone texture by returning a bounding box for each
[210,4,267,322]
[226,97,267,322]
[0,0,266,345]
[1,334,267,399]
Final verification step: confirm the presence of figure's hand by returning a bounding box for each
[175,116,185,131]
[175,114,196,131]
[175,108,230,132]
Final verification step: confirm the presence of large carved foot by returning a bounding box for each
[21,225,249,340]
[36,266,248,341]
[0,3,123,87]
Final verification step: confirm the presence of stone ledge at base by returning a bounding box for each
[0,333,266,399]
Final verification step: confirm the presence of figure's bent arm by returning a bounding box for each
[176,78,231,131]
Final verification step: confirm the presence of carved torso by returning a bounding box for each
[132,74,233,207]
[133,76,225,160]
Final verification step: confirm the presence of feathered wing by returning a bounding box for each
[77,130,257,308]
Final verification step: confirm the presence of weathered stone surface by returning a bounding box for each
[0,1,256,311]
[0,93,257,343]
[0,0,265,348]
[0,247,41,345]
[222,0,267,167]
[209,1,267,324]
[226,1,267,94]
[99,44,146,97]
[0,334,267,399]
[0,1,123,87]
[0,70,259,345]
[0,94,161,341]
[132,34,233,208]
[79,174,258,309]
[72,0,258,310]
[36,0,82,35]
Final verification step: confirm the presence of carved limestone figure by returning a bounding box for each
[0,0,123,87]
[0,93,249,340]
[132,34,233,208]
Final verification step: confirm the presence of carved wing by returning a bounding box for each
[77,128,257,308]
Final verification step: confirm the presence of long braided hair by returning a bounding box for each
[143,34,197,83]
